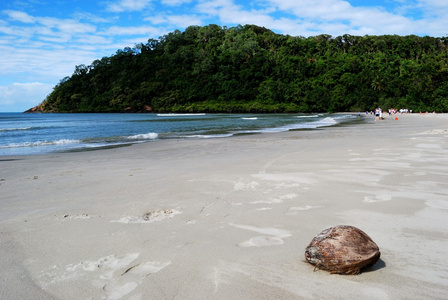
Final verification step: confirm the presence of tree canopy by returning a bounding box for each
[31,24,448,113]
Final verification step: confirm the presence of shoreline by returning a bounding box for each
[0,112,356,157]
[1,113,448,299]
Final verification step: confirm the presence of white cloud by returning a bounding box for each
[106,0,154,12]
[147,14,203,27]
[0,24,20,35]
[0,43,101,83]
[162,0,194,5]
[73,34,112,46]
[2,9,35,23]
[420,0,448,8]
[36,16,96,34]
[192,0,444,37]
[195,0,281,31]
[196,0,239,17]
[1,11,98,48]
[0,83,53,112]
[418,0,448,21]
[104,25,161,36]
[168,14,203,27]
[73,12,114,24]
[145,15,168,24]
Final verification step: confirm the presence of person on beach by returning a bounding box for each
[375,108,381,121]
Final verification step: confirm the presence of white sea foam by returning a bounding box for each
[0,139,80,149]
[242,117,258,120]
[332,114,356,120]
[184,134,233,139]
[285,117,338,130]
[127,132,158,140]
[238,128,287,134]
[301,116,338,128]
[296,115,319,118]
[237,116,339,134]
[157,113,206,116]
[0,127,32,131]
[54,139,80,145]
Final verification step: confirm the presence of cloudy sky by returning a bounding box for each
[1,0,447,112]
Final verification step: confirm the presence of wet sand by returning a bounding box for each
[1,113,447,299]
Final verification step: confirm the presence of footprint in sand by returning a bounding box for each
[234,181,259,191]
[256,207,272,211]
[39,253,171,299]
[237,236,284,247]
[58,213,98,220]
[285,205,322,215]
[363,194,392,203]
[250,199,283,205]
[419,129,448,135]
[102,260,171,299]
[250,193,298,205]
[112,209,181,223]
[425,199,448,210]
[104,282,138,300]
[229,223,291,247]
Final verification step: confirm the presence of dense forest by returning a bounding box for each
[29,24,448,113]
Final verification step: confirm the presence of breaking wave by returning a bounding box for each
[0,139,80,149]
[127,132,158,140]
[0,127,32,132]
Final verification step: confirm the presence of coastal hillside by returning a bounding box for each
[29,24,448,113]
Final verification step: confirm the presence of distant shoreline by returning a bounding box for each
[0,112,359,157]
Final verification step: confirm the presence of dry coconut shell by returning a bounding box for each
[305,225,380,275]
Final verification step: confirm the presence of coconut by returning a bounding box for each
[305,225,380,275]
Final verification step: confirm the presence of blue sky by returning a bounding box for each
[1,0,447,112]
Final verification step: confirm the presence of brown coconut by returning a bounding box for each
[305,225,380,275]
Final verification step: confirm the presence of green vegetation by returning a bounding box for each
[33,24,448,113]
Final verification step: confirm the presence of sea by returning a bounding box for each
[0,113,359,156]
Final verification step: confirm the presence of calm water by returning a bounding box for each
[0,113,358,156]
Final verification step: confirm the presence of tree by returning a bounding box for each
[34,25,448,113]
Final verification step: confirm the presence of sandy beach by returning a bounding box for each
[1,113,447,299]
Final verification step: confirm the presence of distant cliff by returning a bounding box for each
[24,103,48,113]
[28,24,448,113]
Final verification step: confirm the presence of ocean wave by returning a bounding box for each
[239,116,339,134]
[236,128,287,135]
[0,139,81,149]
[295,115,319,118]
[183,134,233,139]
[332,114,357,120]
[310,116,338,126]
[285,117,338,129]
[157,113,206,117]
[0,127,32,132]
[242,117,258,120]
[126,132,158,140]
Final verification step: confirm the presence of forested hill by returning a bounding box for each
[29,24,448,113]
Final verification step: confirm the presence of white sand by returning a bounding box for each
[1,113,448,299]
